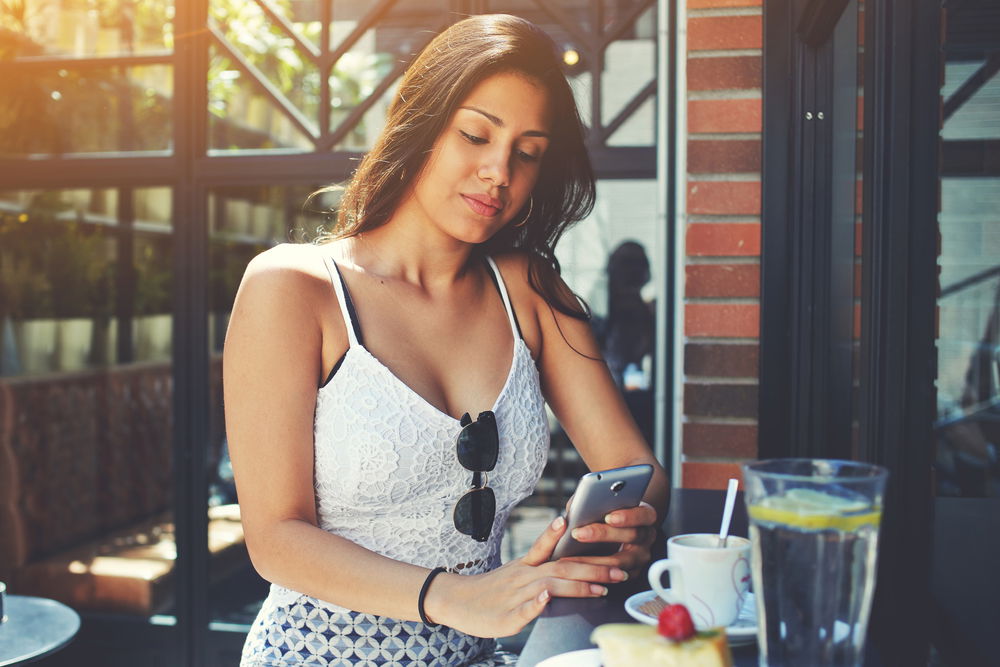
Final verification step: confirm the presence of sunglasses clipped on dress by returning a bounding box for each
[453,410,499,542]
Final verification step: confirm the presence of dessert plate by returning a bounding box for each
[624,589,758,646]
[536,648,601,666]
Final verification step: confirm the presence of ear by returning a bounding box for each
[460,412,472,427]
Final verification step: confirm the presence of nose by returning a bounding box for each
[478,148,511,188]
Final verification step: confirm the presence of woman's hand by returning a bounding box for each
[423,514,630,638]
[561,501,659,579]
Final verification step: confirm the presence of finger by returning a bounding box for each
[617,543,654,574]
[545,559,630,584]
[535,577,610,599]
[575,523,657,547]
[604,501,658,528]
[521,514,567,566]
[565,546,650,573]
[560,554,621,567]
[513,587,551,630]
[570,523,643,546]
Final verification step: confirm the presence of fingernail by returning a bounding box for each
[551,515,565,531]
[572,527,591,540]
[611,568,628,582]
[591,584,608,596]
[538,589,550,603]
[605,513,622,525]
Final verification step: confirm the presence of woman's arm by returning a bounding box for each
[496,253,669,574]
[225,246,430,617]
[224,245,622,637]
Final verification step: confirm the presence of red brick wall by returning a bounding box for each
[681,0,762,489]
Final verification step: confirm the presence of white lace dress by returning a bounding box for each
[240,256,551,666]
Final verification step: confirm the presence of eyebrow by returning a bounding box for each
[458,105,550,138]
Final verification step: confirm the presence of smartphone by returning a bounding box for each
[550,463,654,560]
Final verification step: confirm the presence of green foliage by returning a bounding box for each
[133,238,172,316]
[3,0,395,153]
[0,1,29,36]
[0,192,114,319]
[209,238,266,312]
[0,256,53,319]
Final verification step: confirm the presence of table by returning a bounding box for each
[520,488,759,666]
[0,595,81,666]
[519,488,881,667]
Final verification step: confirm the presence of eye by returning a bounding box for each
[516,150,539,163]
[459,130,487,145]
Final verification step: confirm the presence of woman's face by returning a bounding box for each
[399,71,552,246]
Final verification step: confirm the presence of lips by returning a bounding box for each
[461,193,504,217]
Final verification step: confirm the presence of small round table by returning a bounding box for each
[0,595,81,666]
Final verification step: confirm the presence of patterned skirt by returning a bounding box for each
[240,595,519,667]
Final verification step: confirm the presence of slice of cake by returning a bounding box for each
[591,604,733,667]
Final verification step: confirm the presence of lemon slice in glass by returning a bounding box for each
[748,489,881,531]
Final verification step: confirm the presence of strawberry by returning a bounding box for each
[657,603,696,641]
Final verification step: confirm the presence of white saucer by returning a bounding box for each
[536,648,601,667]
[624,589,758,646]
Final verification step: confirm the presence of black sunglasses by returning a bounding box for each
[453,410,499,542]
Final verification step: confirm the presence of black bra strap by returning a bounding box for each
[331,261,364,346]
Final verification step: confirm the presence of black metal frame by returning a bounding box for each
[2,2,666,665]
[857,1,940,663]
[662,0,678,481]
[759,0,857,460]
[761,0,940,661]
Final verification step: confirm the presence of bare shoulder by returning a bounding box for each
[491,250,578,310]
[229,243,343,341]
[492,250,599,365]
[243,243,328,285]
[491,250,540,302]
[236,243,337,310]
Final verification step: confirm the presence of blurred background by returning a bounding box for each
[1,0,997,665]
[0,1,664,664]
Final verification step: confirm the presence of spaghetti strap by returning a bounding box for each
[321,255,360,348]
[485,257,519,341]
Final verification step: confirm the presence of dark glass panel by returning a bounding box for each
[0,187,177,637]
[935,60,1000,499]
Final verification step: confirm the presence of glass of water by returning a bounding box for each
[742,459,888,667]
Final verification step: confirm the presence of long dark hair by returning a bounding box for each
[314,14,595,319]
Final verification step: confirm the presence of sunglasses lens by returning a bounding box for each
[456,412,499,472]
[453,487,496,542]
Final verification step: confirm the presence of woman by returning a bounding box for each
[225,14,669,667]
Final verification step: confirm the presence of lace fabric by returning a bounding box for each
[241,257,550,666]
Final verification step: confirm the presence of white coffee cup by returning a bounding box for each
[647,533,751,629]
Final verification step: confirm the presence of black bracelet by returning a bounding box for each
[418,566,447,626]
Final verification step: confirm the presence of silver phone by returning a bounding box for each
[550,463,654,560]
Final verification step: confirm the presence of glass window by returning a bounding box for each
[2,0,174,58]
[603,7,656,146]
[0,188,178,655]
[931,15,1000,664]
[0,65,173,157]
[935,59,1000,499]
